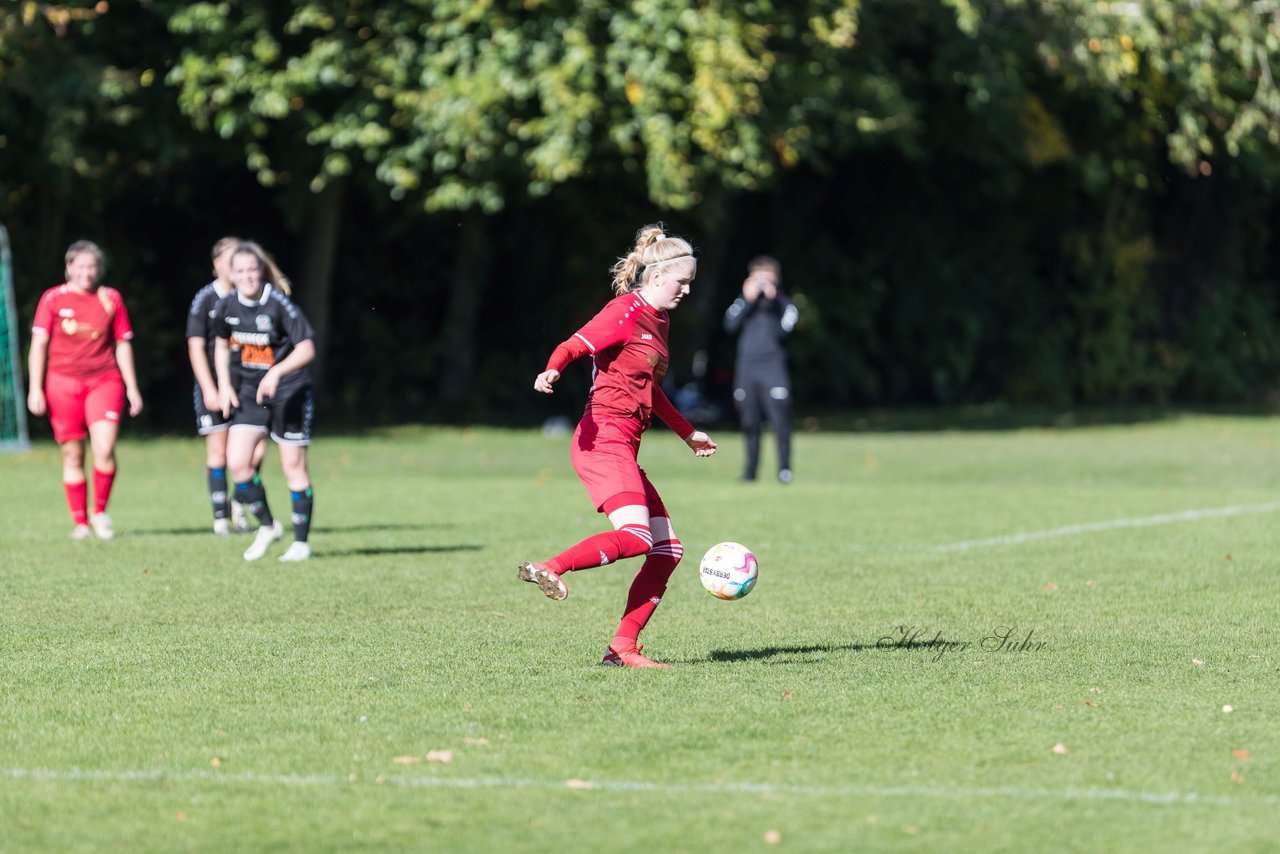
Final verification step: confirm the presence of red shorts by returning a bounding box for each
[45,370,125,443]
[570,410,670,517]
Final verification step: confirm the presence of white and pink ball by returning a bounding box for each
[698,542,759,600]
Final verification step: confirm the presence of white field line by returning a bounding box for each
[2,767,1276,808]
[929,501,1280,553]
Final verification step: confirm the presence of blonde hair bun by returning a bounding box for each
[609,224,694,295]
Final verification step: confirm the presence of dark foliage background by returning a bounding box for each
[3,1,1279,434]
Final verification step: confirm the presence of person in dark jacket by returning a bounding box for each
[723,255,798,483]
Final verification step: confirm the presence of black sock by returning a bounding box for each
[234,473,273,527]
[208,467,229,520]
[290,487,313,543]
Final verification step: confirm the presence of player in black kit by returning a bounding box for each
[723,255,799,483]
[213,240,317,562]
[187,236,267,535]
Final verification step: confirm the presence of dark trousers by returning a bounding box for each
[733,362,792,479]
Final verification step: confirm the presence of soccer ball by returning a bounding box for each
[698,542,759,600]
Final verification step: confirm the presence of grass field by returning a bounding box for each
[2,415,1278,851]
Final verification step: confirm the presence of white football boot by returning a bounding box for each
[243,520,283,561]
[517,561,568,600]
[89,512,114,540]
[278,541,312,562]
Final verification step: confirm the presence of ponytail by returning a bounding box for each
[609,224,694,296]
[263,254,292,296]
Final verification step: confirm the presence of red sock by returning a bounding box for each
[612,539,683,650]
[92,467,116,514]
[546,524,652,573]
[64,480,88,525]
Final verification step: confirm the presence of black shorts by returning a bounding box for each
[194,383,231,435]
[230,383,315,446]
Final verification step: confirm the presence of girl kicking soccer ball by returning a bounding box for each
[519,224,717,668]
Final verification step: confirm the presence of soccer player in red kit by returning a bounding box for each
[27,241,144,539]
[519,224,717,668]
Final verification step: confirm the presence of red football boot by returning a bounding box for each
[601,645,670,669]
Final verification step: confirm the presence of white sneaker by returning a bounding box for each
[89,512,114,540]
[213,518,230,536]
[243,520,283,561]
[70,524,93,540]
[278,541,312,562]
[230,501,252,534]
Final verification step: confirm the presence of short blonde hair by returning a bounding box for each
[64,240,105,271]
[609,224,695,296]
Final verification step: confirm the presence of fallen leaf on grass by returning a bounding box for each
[392,755,421,765]
[1232,749,1251,761]
[1191,658,1204,666]
[174,811,188,822]
[565,779,593,789]
[763,830,781,844]
[1050,742,1069,755]
[1230,771,1245,784]
[210,757,222,768]
[1082,700,1099,707]
[1223,553,1232,561]
[425,750,454,763]
[1043,582,1058,591]
[463,737,490,746]
[781,691,793,700]
[1084,580,1094,588]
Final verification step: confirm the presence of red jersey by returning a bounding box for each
[547,292,693,438]
[32,284,134,377]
